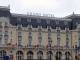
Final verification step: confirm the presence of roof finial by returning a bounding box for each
[8,4,10,9]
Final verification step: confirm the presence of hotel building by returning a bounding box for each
[0,5,80,60]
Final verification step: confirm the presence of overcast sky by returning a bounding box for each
[0,0,80,17]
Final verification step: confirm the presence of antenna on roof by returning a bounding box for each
[8,4,10,9]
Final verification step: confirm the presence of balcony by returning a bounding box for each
[37,45,44,49]
[18,36,22,39]
[54,46,63,50]
[4,26,9,30]
[4,35,8,39]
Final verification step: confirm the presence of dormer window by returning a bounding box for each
[17,24,22,30]
[38,25,42,31]
[66,34,69,40]
[46,19,50,24]
[65,27,69,33]
[56,20,59,24]
[17,17,21,21]
[37,18,41,23]
[64,21,68,25]
[47,26,51,32]
[27,17,31,22]
[56,27,60,32]
[28,25,32,30]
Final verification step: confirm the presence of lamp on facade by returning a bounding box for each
[49,40,52,60]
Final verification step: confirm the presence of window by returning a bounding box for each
[38,41,41,46]
[57,34,60,39]
[4,40,8,45]
[0,50,6,60]
[18,40,21,46]
[47,51,53,60]
[47,20,50,24]
[16,51,23,60]
[27,17,31,22]
[56,27,60,32]
[0,30,2,35]
[57,40,60,46]
[37,18,41,23]
[38,33,41,37]
[38,26,42,31]
[28,32,32,38]
[10,39,12,44]
[56,20,59,24]
[66,42,69,47]
[18,32,21,36]
[5,31,8,35]
[17,17,21,21]
[64,21,68,25]
[28,40,31,46]
[66,34,69,40]
[48,33,51,39]
[65,27,69,32]
[37,51,43,60]
[17,24,22,30]
[27,51,33,60]
[28,25,32,30]
[11,31,12,35]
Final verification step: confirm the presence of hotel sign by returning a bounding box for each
[27,12,54,17]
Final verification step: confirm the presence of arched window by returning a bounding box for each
[27,51,33,60]
[37,51,43,60]
[46,51,53,60]
[56,51,62,60]
[65,51,70,60]
[16,50,23,60]
[0,50,6,60]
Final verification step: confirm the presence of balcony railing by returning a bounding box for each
[28,28,32,30]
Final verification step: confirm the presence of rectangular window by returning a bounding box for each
[0,30,2,35]
[5,31,8,35]
[47,20,50,24]
[37,19,41,23]
[38,41,41,46]
[57,34,60,38]
[18,40,21,46]
[38,26,42,31]
[4,40,8,45]
[0,22,2,26]
[48,33,51,39]
[28,32,32,38]
[56,20,59,24]
[66,42,69,47]
[27,17,31,22]
[79,42,80,46]
[38,33,41,37]
[18,32,21,36]
[28,40,31,46]
[17,24,21,30]
[66,34,69,40]
[17,17,21,21]
[10,39,12,44]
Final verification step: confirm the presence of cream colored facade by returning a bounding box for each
[0,16,79,60]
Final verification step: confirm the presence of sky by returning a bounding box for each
[0,0,80,17]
